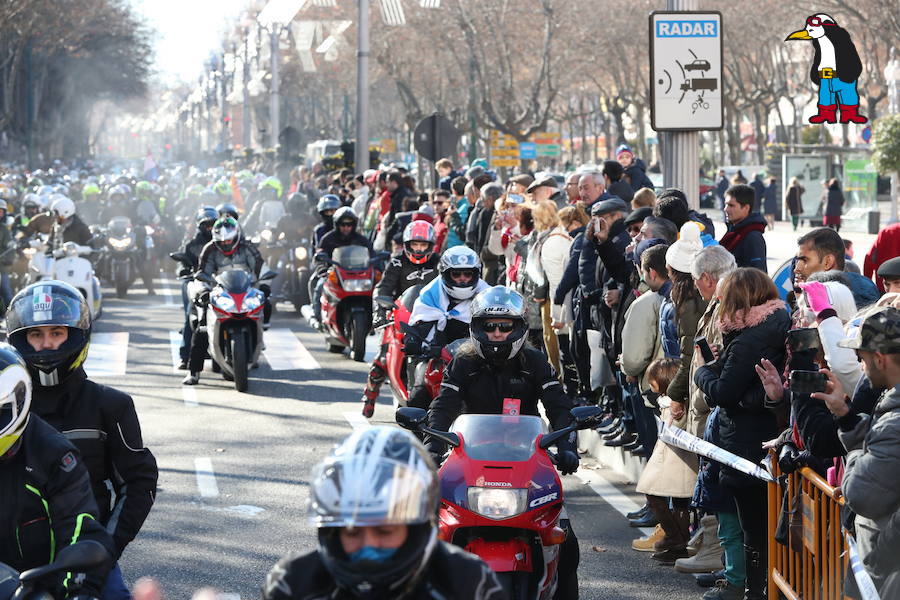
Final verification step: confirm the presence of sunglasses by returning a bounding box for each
[483,321,515,333]
[806,16,834,26]
[338,222,354,227]
[449,269,474,279]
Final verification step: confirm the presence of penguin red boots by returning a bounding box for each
[809,104,837,123]
[839,104,868,124]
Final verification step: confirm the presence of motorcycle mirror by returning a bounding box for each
[395,407,427,430]
[258,271,277,282]
[169,252,189,263]
[195,272,215,285]
[314,251,329,263]
[375,296,394,310]
[19,540,110,584]
[571,405,604,428]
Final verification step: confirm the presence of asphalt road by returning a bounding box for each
[85,275,704,600]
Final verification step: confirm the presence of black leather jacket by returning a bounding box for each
[198,239,264,278]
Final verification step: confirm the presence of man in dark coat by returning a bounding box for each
[749,173,766,213]
[720,184,767,272]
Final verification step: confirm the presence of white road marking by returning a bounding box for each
[219,594,241,600]
[194,457,220,498]
[182,386,199,407]
[573,468,653,537]
[343,412,371,431]
[160,276,176,306]
[263,328,321,370]
[169,331,183,371]
[85,332,129,377]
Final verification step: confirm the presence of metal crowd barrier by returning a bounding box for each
[767,453,850,600]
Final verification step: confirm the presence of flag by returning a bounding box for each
[231,174,245,211]
[143,153,159,181]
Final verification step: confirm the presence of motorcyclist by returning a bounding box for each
[6,281,158,600]
[0,342,117,599]
[262,426,505,600]
[403,245,489,409]
[0,200,14,310]
[313,194,342,247]
[48,196,93,250]
[245,177,285,234]
[361,221,440,418]
[426,285,581,598]
[175,206,217,370]
[183,217,266,385]
[99,185,156,295]
[216,202,240,221]
[13,193,42,235]
[310,206,373,330]
[275,193,313,243]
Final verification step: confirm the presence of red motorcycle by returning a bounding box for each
[397,405,602,600]
[317,245,387,361]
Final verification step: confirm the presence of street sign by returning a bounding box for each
[649,11,724,131]
[530,131,561,157]
[413,113,459,162]
[489,129,520,168]
[519,142,537,160]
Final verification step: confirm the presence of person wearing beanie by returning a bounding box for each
[616,144,655,192]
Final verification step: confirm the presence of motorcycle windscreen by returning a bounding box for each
[332,245,370,270]
[450,414,546,462]
[216,268,253,294]
[107,216,132,237]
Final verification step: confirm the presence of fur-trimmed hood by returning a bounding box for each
[718,298,786,333]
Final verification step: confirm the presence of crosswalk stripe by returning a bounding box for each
[263,328,321,370]
[182,387,199,407]
[85,332,129,377]
[194,457,219,498]
[169,331,183,371]
[343,412,371,430]
[573,469,654,537]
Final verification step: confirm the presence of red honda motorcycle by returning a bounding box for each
[397,405,602,600]
[317,245,387,361]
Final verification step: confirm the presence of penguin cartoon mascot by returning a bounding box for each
[786,13,867,124]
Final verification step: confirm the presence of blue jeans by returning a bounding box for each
[818,77,859,106]
[102,562,131,600]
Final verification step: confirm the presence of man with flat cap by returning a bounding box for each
[527,175,567,208]
[833,306,900,594]
[877,256,900,295]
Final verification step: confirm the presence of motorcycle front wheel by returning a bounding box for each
[231,330,249,392]
[349,312,368,362]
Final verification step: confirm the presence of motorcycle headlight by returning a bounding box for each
[261,229,273,242]
[294,247,308,262]
[213,293,236,313]
[108,236,133,250]
[342,277,373,292]
[242,291,263,311]
[467,487,527,520]
[23,247,36,258]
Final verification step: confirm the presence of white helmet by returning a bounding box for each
[0,343,33,458]
[51,196,76,220]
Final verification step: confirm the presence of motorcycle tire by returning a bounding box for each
[495,572,531,600]
[231,330,249,392]
[350,312,368,362]
[115,272,129,299]
[327,344,344,354]
[296,269,311,308]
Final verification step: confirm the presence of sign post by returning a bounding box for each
[650,5,723,210]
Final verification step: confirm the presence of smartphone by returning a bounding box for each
[506,193,524,205]
[790,370,827,395]
[695,336,715,363]
[787,327,820,353]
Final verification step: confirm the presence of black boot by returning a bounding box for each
[743,544,767,600]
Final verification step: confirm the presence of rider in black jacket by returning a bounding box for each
[6,282,157,600]
[361,221,439,417]
[0,343,116,599]
[175,206,217,369]
[262,426,504,600]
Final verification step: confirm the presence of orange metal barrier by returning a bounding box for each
[767,453,850,600]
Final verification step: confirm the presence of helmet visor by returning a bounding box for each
[0,380,28,432]
[7,285,90,334]
[309,454,437,528]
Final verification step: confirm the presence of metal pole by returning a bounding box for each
[270,27,281,152]
[242,32,252,150]
[355,0,370,172]
[661,0,700,210]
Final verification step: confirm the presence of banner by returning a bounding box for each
[846,534,881,600]
[656,418,774,482]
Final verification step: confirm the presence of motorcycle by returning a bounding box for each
[275,237,311,313]
[193,267,275,392]
[0,540,110,600]
[99,216,141,298]
[396,405,604,600]
[28,238,102,320]
[316,245,387,362]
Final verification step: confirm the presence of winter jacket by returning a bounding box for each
[786,185,804,215]
[720,213,768,272]
[750,178,765,212]
[608,180,633,203]
[180,230,212,270]
[553,228,586,307]
[657,282,680,359]
[262,540,506,600]
[198,239,264,278]
[667,294,709,406]
[0,416,115,597]
[540,226,574,333]
[716,176,729,204]
[620,290,663,393]
[763,182,778,215]
[464,200,483,250]
[313,222,332,248]
[694,299,790,487]
[687,299,724,438]
[625,158,655,192]
[31,368,158,558]
[428,345,574,446]
[864,223,900,293]
[842,271,881,310]
[840,385,900,588]
[375,252,439,300]
[818,315,863,395]
[316,230,373,264]
[636,402,698,498]
[0,223,12,271]
[825,183,844,217]
[444,197,469,249]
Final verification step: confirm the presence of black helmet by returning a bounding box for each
[195,205,217,230]
[216,202,239,220]
[469,285,529,363]
[309,426,438,599]
[7,281,91,388]
[287,192,306,218]
[332,206,358,233]
[0,343,32,459]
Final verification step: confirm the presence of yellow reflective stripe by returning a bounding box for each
[25,484,54,562]
[62,513,96,590]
